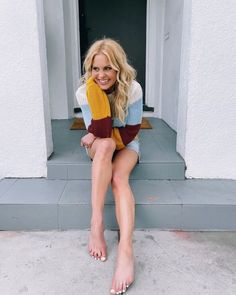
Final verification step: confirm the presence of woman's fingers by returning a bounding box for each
[81,140,91,148]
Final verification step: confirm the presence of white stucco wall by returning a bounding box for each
[161,0,184,131]
[0,0,53,179]
[177,0,236,179]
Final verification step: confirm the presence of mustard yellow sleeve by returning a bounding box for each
[86,77,111,119]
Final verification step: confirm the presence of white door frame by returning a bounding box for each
[69,0,165,117]
[146,0,165,117]
[67,0,82,109]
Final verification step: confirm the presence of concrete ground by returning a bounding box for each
[0,230,235,295]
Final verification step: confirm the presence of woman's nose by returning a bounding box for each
[97,70,106,78]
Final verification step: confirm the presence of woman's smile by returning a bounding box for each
[96,79,109,85]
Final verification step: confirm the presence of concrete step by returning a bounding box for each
[47,161,185,180]
[47,118,186,180]
[1,178,236,231]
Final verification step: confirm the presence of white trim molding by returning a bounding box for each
[145,0,165,117]
[69,0,82,108]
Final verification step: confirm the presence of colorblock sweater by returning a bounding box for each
[76,77,143,150]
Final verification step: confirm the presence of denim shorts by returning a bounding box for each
[125,139,141,160]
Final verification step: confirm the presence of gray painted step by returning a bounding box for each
[47,118,185,180]
[1,178,236,231]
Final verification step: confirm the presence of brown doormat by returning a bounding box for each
[70,117,152,130]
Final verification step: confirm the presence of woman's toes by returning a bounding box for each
[116,283,123,294]
[121,283,126,293]
[88,227,107,261]
[99,251,103,259]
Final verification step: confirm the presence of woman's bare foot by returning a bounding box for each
[88,222,107,261]
[110,244,134,294]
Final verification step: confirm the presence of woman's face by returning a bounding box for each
[91,54,117,91]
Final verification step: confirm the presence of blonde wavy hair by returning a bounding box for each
[82,38,136,123]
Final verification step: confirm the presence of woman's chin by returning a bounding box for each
[95,80,116,92]
[102,84,116,94]
[99,84,111,90]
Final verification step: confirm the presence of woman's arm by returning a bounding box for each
[76,78,112,138]
[112,82,143,150]
[76,83,98,147]
[76,79,112,147]
[86,77,112,138]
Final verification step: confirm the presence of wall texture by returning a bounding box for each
[177,0,236,179]
[0,0,53,178]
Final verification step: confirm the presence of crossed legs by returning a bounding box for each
[87,138,138,293]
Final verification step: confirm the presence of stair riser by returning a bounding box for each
[1,204,235,231]
[2,178,235,231]
[47,163,185,180]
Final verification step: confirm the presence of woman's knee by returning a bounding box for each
[111,171,129,191]
[95,138,116,158]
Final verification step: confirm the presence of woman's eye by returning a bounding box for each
[104,66,112,71]
[92,66,112,72]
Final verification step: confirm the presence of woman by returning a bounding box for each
[76,38,143,294]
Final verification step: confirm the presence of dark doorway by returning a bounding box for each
[79,0,147,104]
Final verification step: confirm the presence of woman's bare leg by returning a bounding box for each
[110,149,138,294]
[87,138,116,261]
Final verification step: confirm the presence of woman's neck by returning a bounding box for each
[105,84,116,94]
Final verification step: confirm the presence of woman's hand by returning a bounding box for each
[81,133,96,148]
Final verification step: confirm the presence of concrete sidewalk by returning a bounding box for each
[0,230,235,295]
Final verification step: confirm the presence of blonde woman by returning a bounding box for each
[76,38,143,294]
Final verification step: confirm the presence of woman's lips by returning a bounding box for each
[97,79,109,85]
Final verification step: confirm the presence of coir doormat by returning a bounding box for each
[70,117,152,130]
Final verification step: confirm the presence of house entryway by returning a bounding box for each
[1,1,236,232]
[43,0,184,131]
[78,0,147,104]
